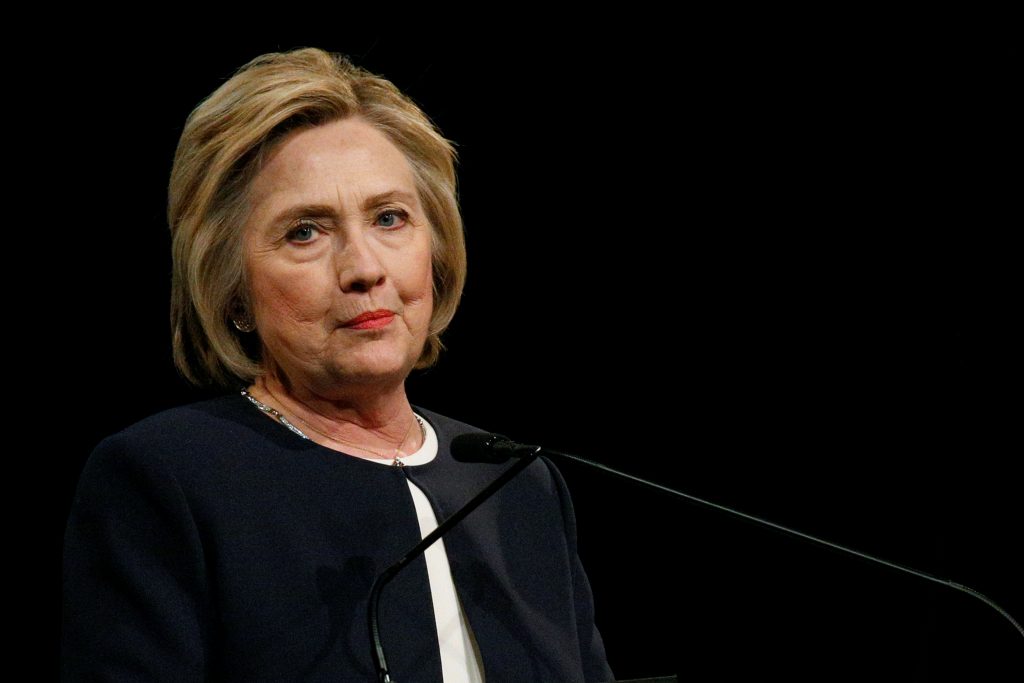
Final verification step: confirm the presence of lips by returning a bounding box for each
[341,309,395,329]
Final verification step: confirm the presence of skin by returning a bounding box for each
[241,116,434,458]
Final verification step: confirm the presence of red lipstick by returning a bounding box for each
[342,309,395,330]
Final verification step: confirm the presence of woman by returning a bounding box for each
[61,47,614,682]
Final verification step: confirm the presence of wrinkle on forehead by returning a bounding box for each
[245,117,421,221]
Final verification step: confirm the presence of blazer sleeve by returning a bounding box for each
[61,432,210,681]
[540,456,616,683]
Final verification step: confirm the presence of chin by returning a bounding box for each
[331,355,418,387]
[319,335,425,384]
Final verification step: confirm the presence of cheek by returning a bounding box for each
[394,251,434,338]
[407,253,434,308]
[250,261,332,326]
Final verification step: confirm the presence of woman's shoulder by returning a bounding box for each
[106,391,252,438]
[85,393,273,474]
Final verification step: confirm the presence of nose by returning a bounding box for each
[337,230,386,293]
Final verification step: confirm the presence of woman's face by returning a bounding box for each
[242,116,434,397]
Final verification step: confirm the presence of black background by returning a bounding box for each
[44,27,1019,681]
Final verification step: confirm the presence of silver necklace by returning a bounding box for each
[241,389,309,439]
[240,389,425,467]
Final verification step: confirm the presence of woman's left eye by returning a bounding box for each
[377,209,408,229]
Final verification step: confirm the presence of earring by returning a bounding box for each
[232,316,256,333]
[231,308,256,333]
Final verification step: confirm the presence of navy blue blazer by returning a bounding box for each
[61,393,614,682]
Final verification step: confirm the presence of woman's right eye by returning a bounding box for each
[286,221,319,243]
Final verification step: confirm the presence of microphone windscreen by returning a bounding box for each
[450,432,512,463]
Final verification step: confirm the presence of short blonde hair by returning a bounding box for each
[169,47,466,389]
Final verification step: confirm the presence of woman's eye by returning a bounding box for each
[378,210,408,229]
[286,221,319,243]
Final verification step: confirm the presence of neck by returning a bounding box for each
[249,367,420,458]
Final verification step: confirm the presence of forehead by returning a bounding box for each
[249,117,418,208]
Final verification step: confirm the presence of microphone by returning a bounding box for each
[449,432,539,463]
[367,434,542,683]
[450,432,1024,643]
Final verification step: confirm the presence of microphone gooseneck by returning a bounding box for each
[449,432,1024,643]
[368,436,543,683]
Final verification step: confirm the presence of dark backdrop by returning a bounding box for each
[47,30,1019,681]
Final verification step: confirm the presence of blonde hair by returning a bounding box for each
[168,47,466,389]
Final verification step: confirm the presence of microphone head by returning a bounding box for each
[451,432,515,463]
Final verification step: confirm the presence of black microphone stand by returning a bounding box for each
[367,445,542,683]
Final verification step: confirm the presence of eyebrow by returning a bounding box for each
[268,189,418,226]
